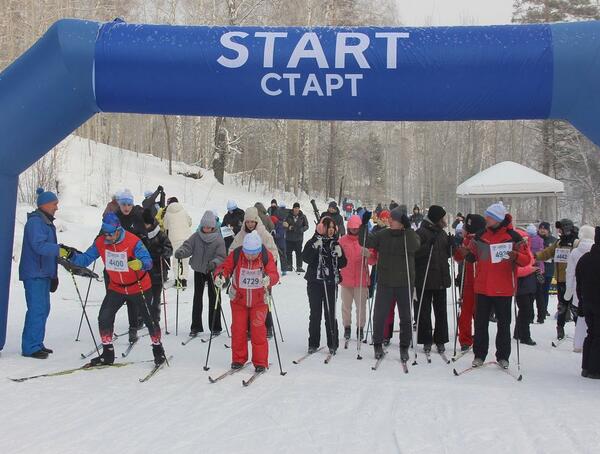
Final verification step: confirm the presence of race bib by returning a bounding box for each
[105,250,128,272]
[220,226,234,238]
[490,243,513,264]
[554,248,570,263]
[239,268,262,289]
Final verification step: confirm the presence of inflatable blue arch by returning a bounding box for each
[1,18,600,349]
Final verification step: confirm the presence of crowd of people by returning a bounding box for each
[16,187,600,379]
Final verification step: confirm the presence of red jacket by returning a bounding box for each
[453,234,475,291]
[216,248,279,308]
[339,234,376,288]
[467,216,530,297]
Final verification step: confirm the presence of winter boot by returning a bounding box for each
[423,343,432,354]
[460,344,471,352]
[383,338,391,347]
[436,343,445,353]
[308,346,318,354]
[152,343,166,366]
[231,362,244,370]
[557,326,565,340]
[189,329,201,338]
[90,344,115,366]
[400,346,409,362]
[344,327,351,340]
[41,347,53,354]
[498,359,509,369]
[472,357,484,368]
[329,347,337,355]
[255,365,266,373]
[24,350,49,359]
[128,328,138,344]
[521,338,537,346]
[374,343,384,359]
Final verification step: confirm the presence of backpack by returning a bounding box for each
[232,245,269,268]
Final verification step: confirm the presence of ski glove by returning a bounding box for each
[361,247,370,258]
[128,259,143,271]
[313,237,323,250]
[362,210,372,225]
[207,261,217,272]
[214,274,226,288]
[332,245,342,257]
[262,276,270,288]
[59,244,77,259]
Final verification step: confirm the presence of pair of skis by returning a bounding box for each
[208,363,266,387]
[371,352,410,374]
[453,361,523,381]
[80,332,148,359]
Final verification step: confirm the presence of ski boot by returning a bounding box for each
[189,329,201,338]
[436,343,445,353]
[498,359,509,369]
[424,343,432,354]
[521,338,537,346]
[255,365,266,373]
[400,346,409,362]
[344,327,351,340]
[472,357,484,368]
[329,348,337,356]
[231,362,244,370]
[557,326,565,340]
[383,338,391,347]
[267,325,274,339]
[152,343,166,366]
[128,327,138,344]
[90,344,115,366]
[374,343,384,359]
[308,346,318,354]
[460,344,471,352]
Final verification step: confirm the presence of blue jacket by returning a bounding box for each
[19,209,59,281]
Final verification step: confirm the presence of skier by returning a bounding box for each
[339,215,376,342]
[409,205,423,229]
[163,196,192,288]
[254,202,275,233]
[414,205,451,355]
[214,231,279,372]
[536,222,557,323]
[222,200,245,253]
[536,218,579,340]
[174,211,226,337]
[320,201,346,236]
[575,227,600,379]
[512,229,538,346]
[302,216,347,355]
[67,212,166,366]
[19,188,62,359]
[115,189,147,240]
[142,185,165,219]
[268,199,278,216]
[453,214,486,351]
[358,207,420,361]
[142,209,173,323]
[270,214,288,276]
[565,225,596,353]
[284,202,309,273]
[465,202,529,369]
[526,223,546,324]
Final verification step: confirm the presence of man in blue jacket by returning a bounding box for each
[19,188,61,359]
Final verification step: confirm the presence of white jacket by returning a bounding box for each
[163,202,192,244]
[564,238,594,306]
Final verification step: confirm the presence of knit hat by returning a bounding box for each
[200,210,217,229]
[328,201,338,209]
[244,207,260,223]
[279,202,286,208]
[526,224,537,236]
[579,225,595,241]
[465,214,486,234]
[484,202,507,223]
[227,200,237,212]
[117,189,134,206]
[101,212,121,234]
[36,187,58,207]
[142,209,156,225]
[556,218,575,235]
[379,210,391,221]
[243,231,263,255]
[539,221,551,231]
[293,202,300,209]
[347,215,362,229]
[271,199,277,205]
[167,196,178,205]
[428,205,447,224]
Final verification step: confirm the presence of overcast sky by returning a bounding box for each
[396,0,515,26]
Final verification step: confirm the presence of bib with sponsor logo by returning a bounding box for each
[490,243,513,264]
[220,226,234,238]
[239,268,262,289]
[105,250,129,272]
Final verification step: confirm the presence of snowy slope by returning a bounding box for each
[2,136,599,454]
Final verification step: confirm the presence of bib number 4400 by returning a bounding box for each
[105,250,128,272]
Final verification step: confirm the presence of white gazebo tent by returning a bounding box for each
[456,161,564,223]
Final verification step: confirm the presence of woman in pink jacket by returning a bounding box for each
[514,229,539,346]
[339,215,376,342]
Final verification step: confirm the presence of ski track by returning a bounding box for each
[3,137,600,453]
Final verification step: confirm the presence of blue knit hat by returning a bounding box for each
[117,189,134,206]
[36,187,58,207]
[484,202,507,223]
[243,231,263,255]
[101,212,121,234]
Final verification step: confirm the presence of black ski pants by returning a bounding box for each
[473,294,512,362]
[307,281,339,350]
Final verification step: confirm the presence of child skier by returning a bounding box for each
[67,212,166,366]
[302,217,347,355]
[214,231,279,372]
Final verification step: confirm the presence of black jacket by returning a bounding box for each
[415,219,451,290]
[320,208,346,236]
[302,234,347,284]
[576,244,600,314]
[143,225,173,285]
[285,210,309,243]
[142,188,165,218]
[117,205,147,240]
[223,208,245,235]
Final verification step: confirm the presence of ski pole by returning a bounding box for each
[269,289,285,342]
[160,258,169,335]
[414,242,434,365]
[266,290,287,376]
[204,279,223,371]
[512,266,521,372]
[218,287,231,338]
[356,227,369,359]
[322,279,337,352]
[449,245,459,357]
[135,270,169,366]
[363,268,376,344]
[175,259,182,336]
[75,260,97,341]
[208,276,230,338]
[404,234,417,362]
[68,268,101,357]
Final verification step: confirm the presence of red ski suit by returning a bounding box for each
[216,247,279,368]
[454,235,476,347]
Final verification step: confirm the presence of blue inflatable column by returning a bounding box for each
[0,175,18,350]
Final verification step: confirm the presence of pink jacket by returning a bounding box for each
[339,233,376,288]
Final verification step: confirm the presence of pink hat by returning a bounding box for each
[347,215,361,229]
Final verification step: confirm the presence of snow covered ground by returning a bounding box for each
[2,137,599,454]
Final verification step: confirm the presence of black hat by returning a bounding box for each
[329,201,337,208]
[428,205,447,224]
[142,209,156,226]
[271,199,277,205]
[167,196,178,205]
[465,214,485,234]
[556,218,575,235]
[456,212,464,218]
[539,221,551,231]
[293,202,300,208]
[389,202,399,210]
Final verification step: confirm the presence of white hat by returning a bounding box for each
[484,202,507,223]
[526,224,537,236]
[243,231,262,254]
